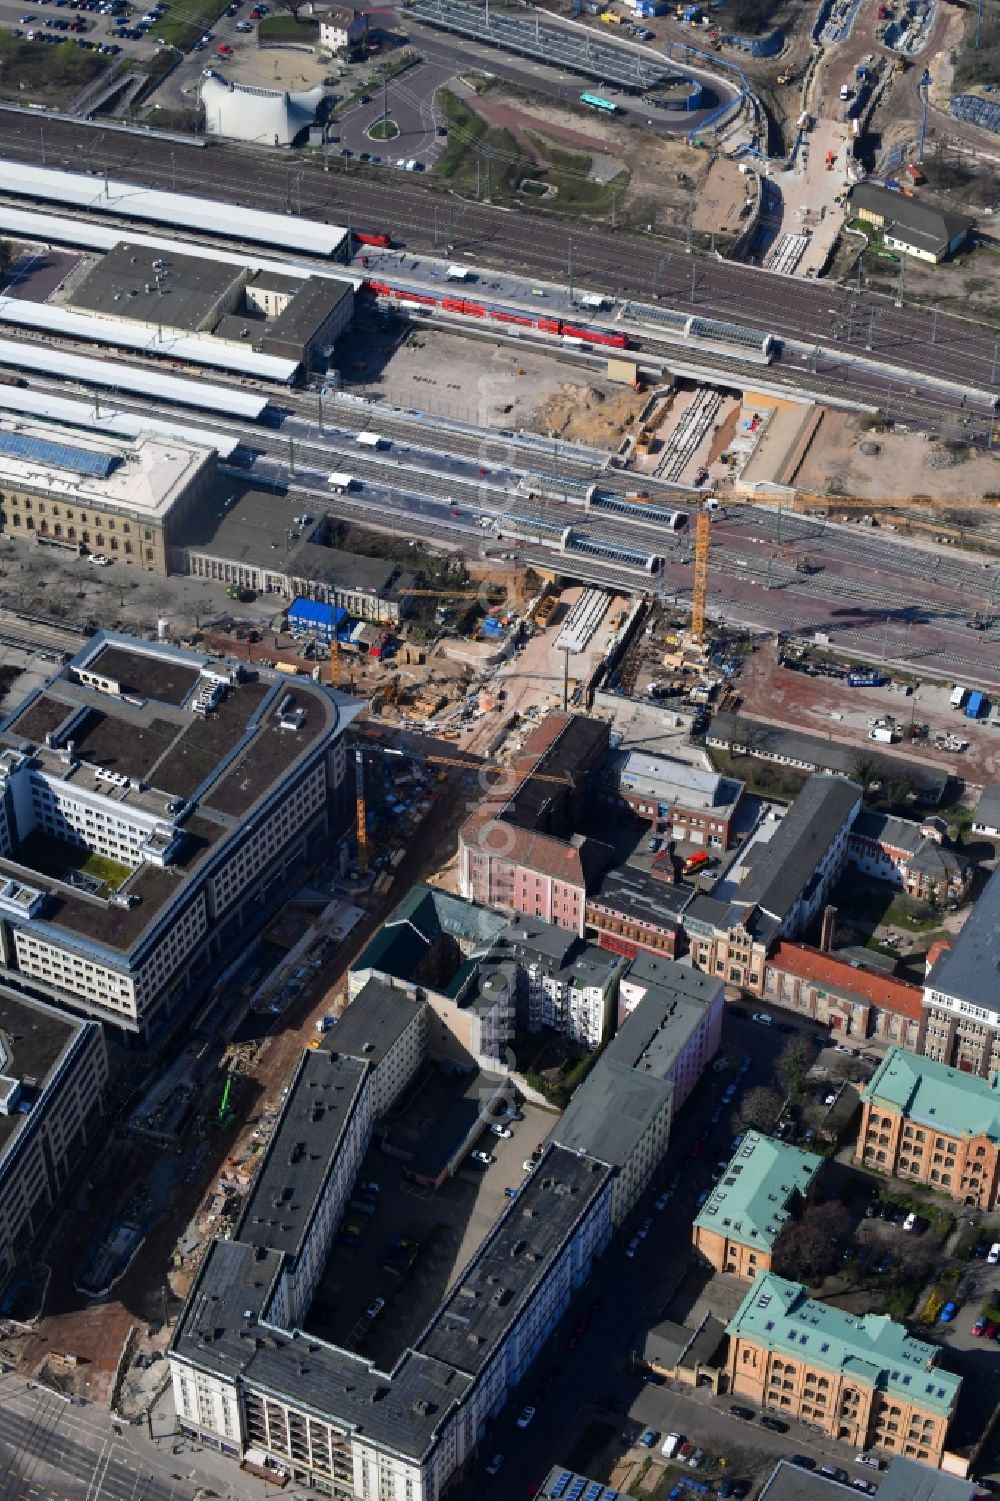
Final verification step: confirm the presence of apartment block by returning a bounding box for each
[727,1272,960,1468]
[0,987,108,1296]
[857,1047,1000,1210]
[616,953,723,1111]
[692,1131,823,1279]
[763,943,925,1052]
[490,917,624,1050]
[922,864,1000,1076]
[459,713,611,933]
[547,960,719,1223]
[0,633,357,1036]
[685,775,861,996]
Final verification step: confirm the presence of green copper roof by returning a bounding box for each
[693,1131,822,1250]
[727,1272,961,1416]
[862,1045,1000,1143]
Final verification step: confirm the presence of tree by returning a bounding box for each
[274,0,307,18]
[775,1034,813,1099]
[772,1200,853,1283]
[850,754,878,795]
[735,1085,783,1136]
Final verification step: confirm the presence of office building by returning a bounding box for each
[692,1131,823,1279]
[726,1272,960,1468]
[0,416,215,574]
[857,1047,1000,1210]
[602,750,744,849]
[584,863,690,962]
[707,714,949,805]
[0,633,358,1036]
[317,2,368,50]
[0,987,108,1297]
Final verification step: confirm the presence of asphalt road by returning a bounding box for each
[0,1380,217,1501]
[4,109,998,401]
[331,57,454,166]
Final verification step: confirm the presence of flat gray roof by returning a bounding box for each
[552,1054,672,1168]
[605,962,720,1076]
[737,774,861,927]
[326,978,421,1067]
[587,863,694,925]
[69,240,243,333]
[926,862,1000,1014]
[418,1144,611,1375]
[262,274,353,351]
[0,986,91,1158]
[236,1048,369,1265]
[0,634,346,958]
[172,1239,472,1458]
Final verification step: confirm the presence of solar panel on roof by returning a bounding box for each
[567,1481,586,1501]
[0,427,118,477]
[551,1473,572,1499]
[583,1485,602,1501]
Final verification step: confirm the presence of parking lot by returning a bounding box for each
[302,1087,552,1368]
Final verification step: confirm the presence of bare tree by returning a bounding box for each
[735,1085,783,1137]
[775,1034,813,1100]
[772,1201,853,1283]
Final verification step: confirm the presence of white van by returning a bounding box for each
[661,1433,682,1459]
[989,1243,1000,1265]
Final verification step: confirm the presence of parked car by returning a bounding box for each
[790,1456,816,1471]
[855,1454,885,1470]
[638,1428,659,1449]
[485,1454,504,1477]
[759,1415,788,1433]
[939,1302,957,1323]
[819,1466,849,1484]
[972,1317,987,1336]
[470,1150,493,1166]
[751,1012,773,1027]
[516,1407,535,1429]
[688,1448,705,1469]
[989,1242,1000,1265]
[365,1297,384,1319]
[852,1481,878,1496]
[491,1124,512,1138]
[729,1406,755,1422]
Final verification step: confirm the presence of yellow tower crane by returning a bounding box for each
[690,509,711,647]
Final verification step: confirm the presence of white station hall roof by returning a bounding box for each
[0,337,268,419]
[0,205,363,289]
[0,296,299,384]
[0,159,349,259]
[0,386,240,459]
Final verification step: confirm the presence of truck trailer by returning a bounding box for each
[950,684,967,709]
[966,690,988,719]
[356,432,384,449]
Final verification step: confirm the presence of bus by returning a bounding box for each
[580,92,618,113]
